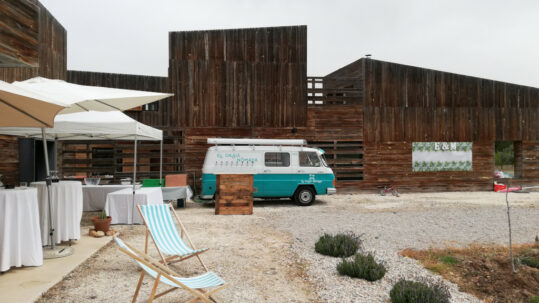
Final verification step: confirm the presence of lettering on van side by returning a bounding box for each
[300,174,322,184]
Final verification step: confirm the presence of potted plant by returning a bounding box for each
[92,210,112,232]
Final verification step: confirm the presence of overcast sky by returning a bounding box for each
[40,0,539,87]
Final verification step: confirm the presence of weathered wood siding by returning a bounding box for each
[362,59,538,143]
[169,26,307,128]
[0,135,19,185]
[67,71,172,128]
[0,0,39,67]
[0,1,66,185]
[323,58,539,191]
[0,2,66,82]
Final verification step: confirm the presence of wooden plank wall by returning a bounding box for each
[57,132,185,183]
[0,0,39,67]
[362,59,538,143]
[0,1,67,185]
[0,135,19,186]
[169,26,307,128]
[354,59,539,191]
[66,71,173,128]
[0,2,67,82]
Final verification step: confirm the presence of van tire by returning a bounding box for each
[294,186,315,206]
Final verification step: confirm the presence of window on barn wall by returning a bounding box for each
[494,141,522,178]
[143,101,159,111]
[412,142,472,172]
[126,101,159,112]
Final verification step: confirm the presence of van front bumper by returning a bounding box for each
[327,187,337,195]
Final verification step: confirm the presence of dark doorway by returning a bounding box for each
[34,139,56,181]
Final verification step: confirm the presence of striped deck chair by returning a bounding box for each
[114,237,227,303]
[138,204,208,270]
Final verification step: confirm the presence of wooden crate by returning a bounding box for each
[215,174,253,215]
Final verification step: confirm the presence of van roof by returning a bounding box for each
[208,145,322,153]
[207,138,306,146]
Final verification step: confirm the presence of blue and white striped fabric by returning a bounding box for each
[114,238,225,289]
[140,204,207,257]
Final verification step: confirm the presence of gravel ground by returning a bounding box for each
[39,192,539,302]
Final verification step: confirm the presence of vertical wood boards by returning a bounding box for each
[0,0,39,67]
[66,71,172,128]
[0,1,67,185]
[0,2,66,82]
[169,26,307,128]
[361,59,538,143]
[0,135,19,185]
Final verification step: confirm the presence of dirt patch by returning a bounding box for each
[400,243,539,303]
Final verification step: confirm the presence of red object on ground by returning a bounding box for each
[498,186,521,193]
[494,184,507,192]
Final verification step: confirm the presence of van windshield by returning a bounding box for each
[299,151,321,167]
[320,154,328,167]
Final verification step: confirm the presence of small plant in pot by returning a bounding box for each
[92,210,112,232]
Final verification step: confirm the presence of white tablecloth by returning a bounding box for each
[31,181,83,246]
[0,188,43,272]
[105,187,163,224]
[162,185,193,201]
[82,185,140,211]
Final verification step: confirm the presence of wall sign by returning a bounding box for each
[412,142,472,172]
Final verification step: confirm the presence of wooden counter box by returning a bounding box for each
[215,174,253,215]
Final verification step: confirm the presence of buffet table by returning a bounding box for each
[82,184,140,211]
[0,188,43,272]
[105,187,163,224]
[31,181,83,245]
[162,185,193,201]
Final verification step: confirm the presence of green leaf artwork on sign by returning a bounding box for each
[412,142,472,172]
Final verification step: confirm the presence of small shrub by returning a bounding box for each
[529,296,539,303]
[315,233,361,258]
[337,253,386,281]
[520,255,539,269]
[390,279,450,303]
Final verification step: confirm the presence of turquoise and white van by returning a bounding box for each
[200,138,336,206]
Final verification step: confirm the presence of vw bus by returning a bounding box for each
[200,138,336,206]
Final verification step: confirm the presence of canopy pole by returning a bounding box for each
[132,135,138,225]
[160,139,163,186]
[41,128,55,250]
[133,135,137,193]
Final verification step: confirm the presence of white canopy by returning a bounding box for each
[12,77,172,114]
[0,111,162,141]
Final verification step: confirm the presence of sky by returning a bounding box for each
[40,0,539,88]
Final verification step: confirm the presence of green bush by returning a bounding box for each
[337,253,386,281]
[315,233,360,258]
[520,255,539,269]
[390,279,450,303]
[529,296,539,303]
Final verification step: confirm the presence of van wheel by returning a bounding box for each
[294,186,315,206]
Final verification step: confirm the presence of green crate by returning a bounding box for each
[142,179,165,187]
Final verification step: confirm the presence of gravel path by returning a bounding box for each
[39,192,538,302]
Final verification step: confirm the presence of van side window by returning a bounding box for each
[299,151,321,167]
[265,152,290,167]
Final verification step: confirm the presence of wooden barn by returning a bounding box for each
[1,10,537,193]
[0,0,66,186]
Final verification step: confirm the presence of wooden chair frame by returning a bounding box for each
[117,239,227,303]
[137,203,208,271]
